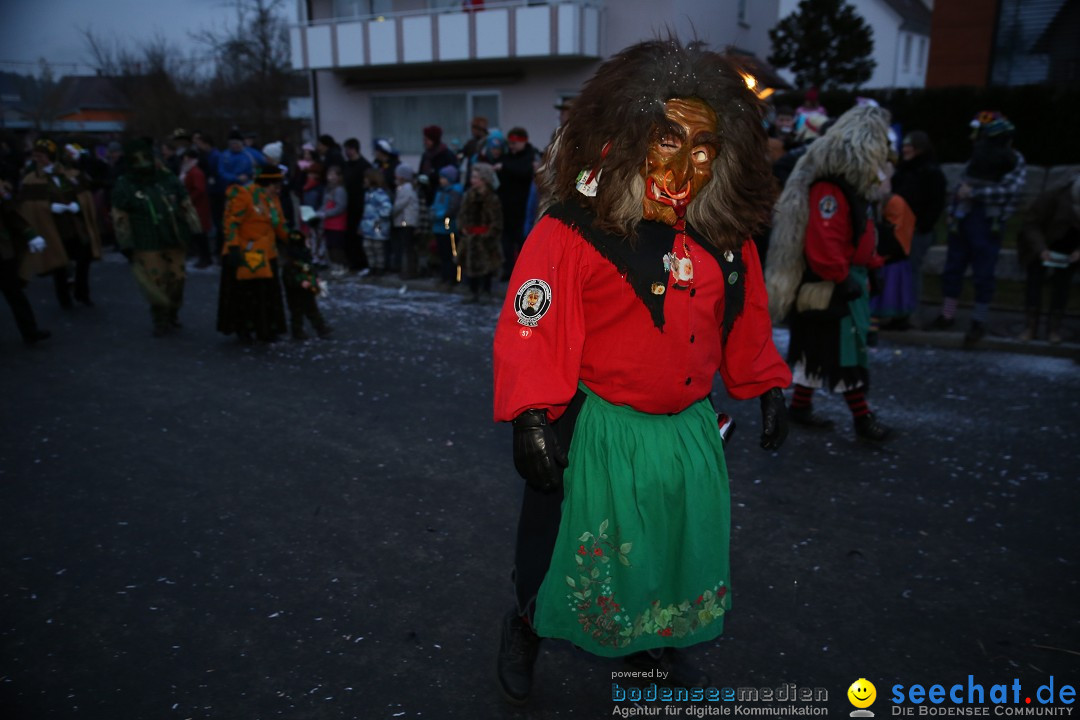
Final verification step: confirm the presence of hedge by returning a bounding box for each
[772,85,1080,165]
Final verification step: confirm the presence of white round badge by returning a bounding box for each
[514,279,552,327]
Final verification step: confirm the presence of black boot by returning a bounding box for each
[496,610,541,704]
[23,329,51,346]
[624,648,711,689]
[1048,312,1063,344]
[53,270,73,308]
[854,413,892,442]
[1018,308,1039,342]
[962,320,986,349]
[788,405,835,429]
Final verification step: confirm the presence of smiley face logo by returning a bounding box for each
[848,678,877,709]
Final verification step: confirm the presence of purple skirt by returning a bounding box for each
[870,260,916,318]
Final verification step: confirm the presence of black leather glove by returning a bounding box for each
[759,387,789,451]
[837,274,864,302]
[512,409,568,492]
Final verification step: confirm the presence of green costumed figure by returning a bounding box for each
[112,139,203,336]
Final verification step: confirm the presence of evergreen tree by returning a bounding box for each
[768,0,876,90]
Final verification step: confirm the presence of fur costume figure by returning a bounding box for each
[493,37,792,704]
[765,104,892,322]
[764,104,893,441]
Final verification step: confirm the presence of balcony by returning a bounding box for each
[290,0,603,72]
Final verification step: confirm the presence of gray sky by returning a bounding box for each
[0,0,299,76]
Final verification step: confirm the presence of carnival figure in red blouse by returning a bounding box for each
[765,104,893,441]
[492,38,792,704]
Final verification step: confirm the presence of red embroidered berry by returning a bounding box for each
[717,587,727,598]
[578,545,587,555]
[593,547,603,556]
[658,627,673,637]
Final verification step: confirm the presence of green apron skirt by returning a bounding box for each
[532,384,732,657]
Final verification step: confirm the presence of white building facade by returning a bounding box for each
[776,0,932,90]
[291,0,780,162]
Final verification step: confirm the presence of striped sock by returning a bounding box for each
[942,296,959,320]
[843,389,871,418]
[972,302,989,324]
[791,384,814,409]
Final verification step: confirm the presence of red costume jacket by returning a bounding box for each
[493,213,791,422]
[805,181,884,282]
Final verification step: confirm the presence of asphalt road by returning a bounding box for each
[2,256,1079,719]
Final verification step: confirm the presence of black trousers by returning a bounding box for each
[1025,258,1078,314]
[53,236,92,304]
[285,286,326,333]
[1,258,41,340]
[511,391,585,620]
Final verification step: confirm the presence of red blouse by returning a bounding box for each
[805,181,885,282]
[493,216,791,422]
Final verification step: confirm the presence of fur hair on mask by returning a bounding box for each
[538,36,776,253]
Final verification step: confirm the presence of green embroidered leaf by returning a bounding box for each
[578,532,592,542]
[601,555,610,564]
[673,617,690,636]
[566,576,576,588]
[599,519,609,535]
[579,576,590,587]
[699,609,712,624]
[573,591,584,601]
[619,542,632,554]
[679,601,691,612]
[575,555,584,565]
[583,588,591,598]
[618,554,630,566]
[590,567,599,578]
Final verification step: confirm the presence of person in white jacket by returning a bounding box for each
[391,165,418,276]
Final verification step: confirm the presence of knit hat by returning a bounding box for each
[228,128,244,142]
[262,141,283,164]
[970,110,1015,139]
[482,134,507,156]
[471,162,496,188]
[423,125,443,144]
[439,165,459,183]
[124,138,154,170]
[256,164,284,184]
[374,138,396,156]
[395,165,415,182]
[34,138,57,159]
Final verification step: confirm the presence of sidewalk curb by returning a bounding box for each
[879,328,1080,359]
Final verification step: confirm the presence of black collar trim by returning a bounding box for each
[544,202,745,340]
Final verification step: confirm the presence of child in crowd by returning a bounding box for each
[301,162,326,265]
[316,165,348,276]
[280,229,331,340]
[430,165,463,289]
[391,165,418,275]
[359,168,392,276]
[456,162,502,304]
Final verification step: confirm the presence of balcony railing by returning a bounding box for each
[290,0,603,70]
